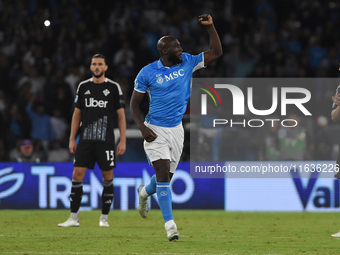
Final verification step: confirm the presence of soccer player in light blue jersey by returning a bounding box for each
[130,14,222,241]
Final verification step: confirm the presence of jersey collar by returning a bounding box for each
[157,59,183,69]
[157,59,170,69]
[90,77,108,82]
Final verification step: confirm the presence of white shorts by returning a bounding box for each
[143,122,184,173]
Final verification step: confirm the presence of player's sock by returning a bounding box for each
[144,174,156,196]
[156,182,173,222]
[70,212,78,220]
[70,180,83,214]
[102,179,114,215]
[99,214,108,220]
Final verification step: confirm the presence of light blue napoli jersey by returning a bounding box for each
[134,52,204,127]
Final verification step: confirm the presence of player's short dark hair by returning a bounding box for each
[92,54,106,64]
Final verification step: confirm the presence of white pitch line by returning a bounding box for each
[3,252,237,255]
[272,236,298,238]
[2,252,101,254]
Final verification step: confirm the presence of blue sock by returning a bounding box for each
[156,182,173,222]
[145,174,156,195]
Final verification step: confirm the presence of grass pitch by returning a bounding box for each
[1,210,340,254]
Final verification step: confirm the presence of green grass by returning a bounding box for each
[1,210,340,254]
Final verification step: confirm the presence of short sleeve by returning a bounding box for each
[184,52,205,73]
[134,68,149,93]
[113,83,125,110]
[74,84,83,109]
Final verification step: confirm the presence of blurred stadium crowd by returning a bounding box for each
[0,0,339,162]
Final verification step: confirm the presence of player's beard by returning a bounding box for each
[92,71,104,78]
[168,52,182,65]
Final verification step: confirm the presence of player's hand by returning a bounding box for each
[199,14,213,26]
[116,140,126,155]
[69,139,77,154]
[332,94,340,106]
[140,125,158,142]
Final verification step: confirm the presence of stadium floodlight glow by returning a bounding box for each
[44,20,51,27]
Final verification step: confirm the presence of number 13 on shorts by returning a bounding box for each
[105,150,114,161]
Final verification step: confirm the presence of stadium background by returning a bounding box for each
[0,0,340,211]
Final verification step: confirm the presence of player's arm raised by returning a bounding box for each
[199,14,223,66]
[116,108,126,155]
[130,90,157,142]
[69,107,82,154]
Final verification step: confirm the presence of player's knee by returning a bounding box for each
[102,170,113,181]
[155,168,170,182]
[72,167,86,181]
[153,159,171,182]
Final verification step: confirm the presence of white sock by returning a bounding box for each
[165,219,175,230]
[100,214,108,220]
[140,186,149,198]
[70,212,78,220]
